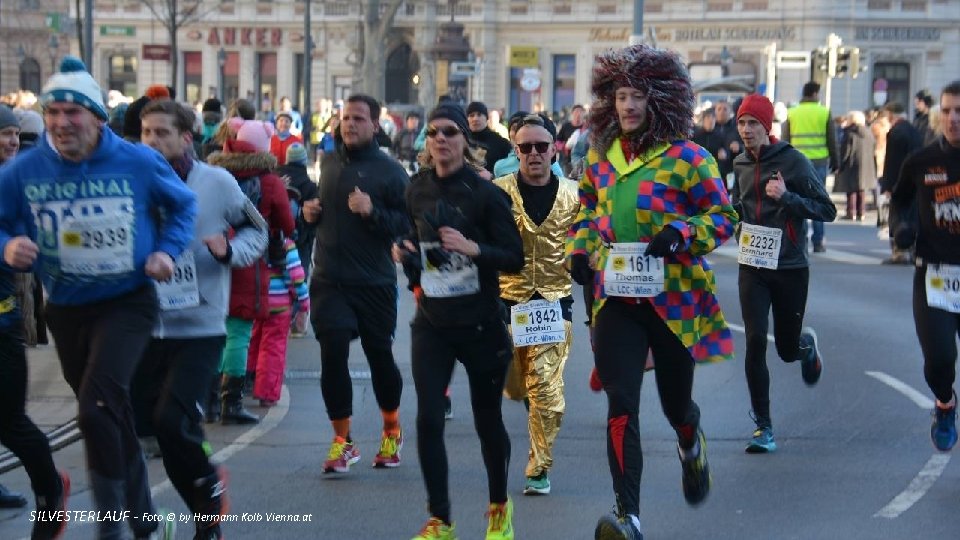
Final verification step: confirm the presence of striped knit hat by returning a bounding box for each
[40,56,108,120]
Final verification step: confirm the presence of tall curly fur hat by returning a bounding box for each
[589,44,694,158]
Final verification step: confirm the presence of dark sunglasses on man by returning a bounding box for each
[426,125,462,138]
[516,142,551,155]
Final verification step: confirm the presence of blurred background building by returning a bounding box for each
[2,0,958,118]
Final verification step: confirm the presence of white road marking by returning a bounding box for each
[865,371,934,409]
[725,322,774,343]
[44,385,291,539]
[873,454,951,519]
[865,371,949,519]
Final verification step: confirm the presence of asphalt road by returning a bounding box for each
[2,218,957,540]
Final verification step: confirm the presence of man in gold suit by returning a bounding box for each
[494,114,579,496]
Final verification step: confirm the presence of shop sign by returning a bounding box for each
[208,27,283,47]
[142,45,171,61]
[509,46,539,68]
[588,28,630,42]
[673,26,796,42]
[101,25,136,37]
[855,26,941,41]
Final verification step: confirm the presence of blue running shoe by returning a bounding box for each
[931,403,957,452]
[745,426,777,454]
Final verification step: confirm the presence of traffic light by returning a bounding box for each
[812,47,829,73]
[848,47,862,78]
[835,47,851,78]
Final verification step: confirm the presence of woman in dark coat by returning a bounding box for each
[834,110,877,221]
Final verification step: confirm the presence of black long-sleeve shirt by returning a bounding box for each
[403,165,523,326]
[892,137,960,265]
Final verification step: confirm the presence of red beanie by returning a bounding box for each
[737,94,774,133]
[145,84,171,100]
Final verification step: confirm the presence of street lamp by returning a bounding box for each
[217,47,226,105]
[48,34,60,74]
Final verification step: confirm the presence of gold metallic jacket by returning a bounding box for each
[494,173,580,303]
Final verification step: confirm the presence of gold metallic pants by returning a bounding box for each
[504,321,572,478]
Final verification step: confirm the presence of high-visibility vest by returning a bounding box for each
[787,102,830,160]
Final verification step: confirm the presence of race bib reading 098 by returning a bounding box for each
[925,264,960,314]
[155,251,200,311]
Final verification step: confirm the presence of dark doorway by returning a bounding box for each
[385,43,418,105]
[19,57,42,94]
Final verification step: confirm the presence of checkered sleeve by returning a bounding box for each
[675,144,738,257]
[565,150,601,259]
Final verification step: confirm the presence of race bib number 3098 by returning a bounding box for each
[926,264,960,313]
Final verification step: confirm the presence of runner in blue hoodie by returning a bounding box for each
[0,57,196,540]
[134,100,268,540]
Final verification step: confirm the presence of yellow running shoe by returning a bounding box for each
[412,517,457,540]
[372,431,403,468]
[485,497,514,540]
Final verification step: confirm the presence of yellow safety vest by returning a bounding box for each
[787,102,830,160]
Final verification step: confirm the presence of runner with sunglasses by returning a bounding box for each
[566,45,738,540]
[494,114,579,497]
[394,103,523,540]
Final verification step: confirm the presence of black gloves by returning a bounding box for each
[644,227,684,257]
[894,224,917,250]
[570,254,594,285]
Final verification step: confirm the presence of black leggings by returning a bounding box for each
[914,268,960,404]
[132,337,223,509]
[739,265,809,422]
[45,286,158,534]
[411,315,512,523]
[311,283,402,420]
[0,331,60,500]
[593,300,700,517]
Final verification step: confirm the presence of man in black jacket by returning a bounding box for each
[466,101,512,175]
[301,94,410,474]
[880,101,924,264]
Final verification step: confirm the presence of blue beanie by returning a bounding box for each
[40,56,108,120]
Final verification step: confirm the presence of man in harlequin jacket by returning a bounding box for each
[564,44,738,540]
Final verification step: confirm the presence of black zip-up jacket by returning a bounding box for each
[312,140,410,286]
[892,137,960,265]
[731,141,837,269]
[403,165,524,327]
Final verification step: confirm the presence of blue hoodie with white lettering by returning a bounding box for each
[0,126,197,305]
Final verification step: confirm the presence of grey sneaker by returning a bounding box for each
[799,327,823,386]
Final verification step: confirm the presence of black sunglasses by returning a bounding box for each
[516,142,551,155]
[426,125,462,138]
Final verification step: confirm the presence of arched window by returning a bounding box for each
[19,57,42,94]
[385,43,419,105]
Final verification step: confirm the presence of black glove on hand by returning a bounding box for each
[644,227,684,257]
[894,224,917,250]
[570,254,594,286]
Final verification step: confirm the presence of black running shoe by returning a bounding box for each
[799,327,823,386]
[679,428,711,506]
[594,512,643,540]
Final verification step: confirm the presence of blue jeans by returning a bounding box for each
[810,164,828,247]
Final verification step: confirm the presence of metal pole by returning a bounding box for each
[630,0,644,45]
[83,0,93,70]
[218,48,225,106]
[302,0,312,153]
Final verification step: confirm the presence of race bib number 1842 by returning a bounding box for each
[510,299,565,346]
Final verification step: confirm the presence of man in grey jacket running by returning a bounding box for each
[133,100,268,540]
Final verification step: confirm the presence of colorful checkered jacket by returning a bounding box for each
[565,138,738,363]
